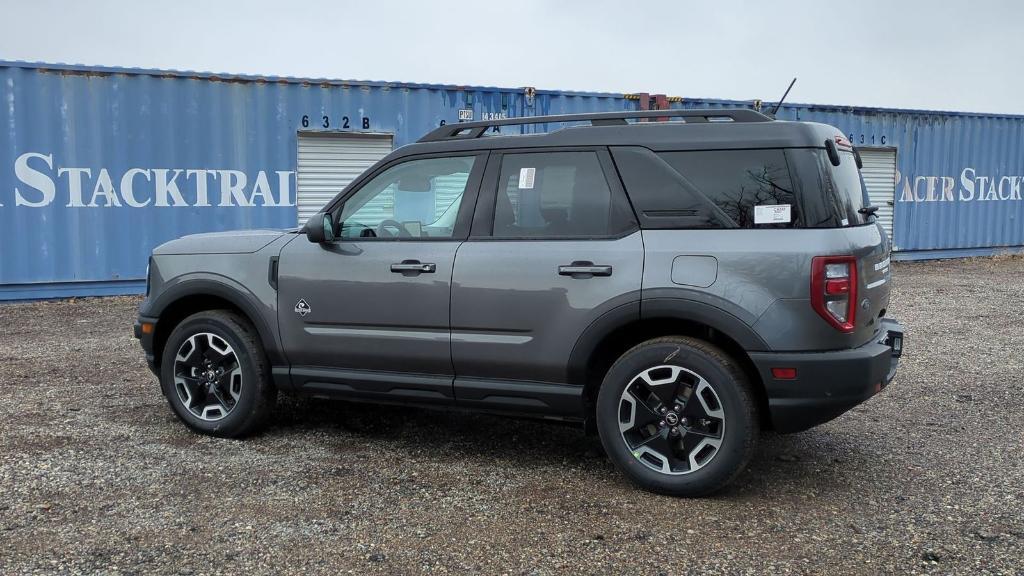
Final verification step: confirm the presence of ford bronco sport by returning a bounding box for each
[135,109,904,496]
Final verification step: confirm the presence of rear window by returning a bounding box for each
[822,150,870,226]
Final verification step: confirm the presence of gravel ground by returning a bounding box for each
[1,257,1022,575]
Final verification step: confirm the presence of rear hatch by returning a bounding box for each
[812,134,892,344]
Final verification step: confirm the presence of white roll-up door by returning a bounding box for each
[296,132,393,225]
[858,148,897,241]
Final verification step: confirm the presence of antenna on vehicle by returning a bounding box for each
[771,78,797,116]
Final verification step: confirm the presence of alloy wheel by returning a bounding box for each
[617,365,725,475]
[173,332,242,421]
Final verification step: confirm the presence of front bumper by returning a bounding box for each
[133,315,160,374]
[750,319,904,433]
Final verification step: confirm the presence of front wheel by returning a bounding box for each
[596,336,759,496]
[159,310,276,437]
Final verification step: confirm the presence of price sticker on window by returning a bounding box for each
[754,204,791,224]
[518,167,536,189]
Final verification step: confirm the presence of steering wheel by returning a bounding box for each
[376,219,412,238]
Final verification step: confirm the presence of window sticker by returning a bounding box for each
[753,204,791,224]
[518,167,536,189]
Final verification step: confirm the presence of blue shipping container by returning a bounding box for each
[2,61,1023,299]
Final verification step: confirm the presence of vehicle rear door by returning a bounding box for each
[449,148,643,416]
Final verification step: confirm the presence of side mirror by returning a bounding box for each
[304,213,335,243]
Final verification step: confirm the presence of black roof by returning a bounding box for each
[398,109,840,157]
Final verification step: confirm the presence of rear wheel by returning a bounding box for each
[160,310,276,437]
[596,336,758,496]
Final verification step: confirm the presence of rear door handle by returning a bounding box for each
[558,262,612,277]
[390,260,436,274]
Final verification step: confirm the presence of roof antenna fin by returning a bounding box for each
[771,78,797,116]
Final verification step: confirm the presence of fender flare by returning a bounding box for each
[567,297,769,387]
[641,297,769,351]
[144,273,284,366]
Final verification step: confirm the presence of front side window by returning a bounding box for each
[492,151,635,238]
[336,156,476,239]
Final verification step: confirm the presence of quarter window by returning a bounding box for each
[492,151,635,238]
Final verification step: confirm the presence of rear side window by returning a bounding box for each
[610,147,732,229]
[613,146,871,229]
[492,151,636,238]
[659,149,799,229]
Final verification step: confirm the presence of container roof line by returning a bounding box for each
[0,59,624,99]
[3,60,1023,120]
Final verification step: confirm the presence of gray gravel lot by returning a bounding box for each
[1,257,1023,575]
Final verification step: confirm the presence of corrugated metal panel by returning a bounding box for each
[4,60,1024,300]
[0,63,630,299]
[296,132,392,225]
[859,148,897,239]
[675,98,1024,252]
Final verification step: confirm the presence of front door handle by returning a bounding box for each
[390,260,436,274]
[558,261,613,278]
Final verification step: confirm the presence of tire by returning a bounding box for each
[159,310,276,438]
[596,336,758,496]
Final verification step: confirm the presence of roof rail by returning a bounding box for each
[417,108,771,142]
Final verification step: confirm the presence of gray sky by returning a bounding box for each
[2,0,1022,114]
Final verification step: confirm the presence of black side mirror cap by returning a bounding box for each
[304,213,335,243]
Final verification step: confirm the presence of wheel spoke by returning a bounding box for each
[681,425,720,440]
[632,366,685,408]
[175,336,204,369]
[680,429,722,470]
[203,334,233,363]
[175,376,202,410]
[209,384,231,412]
[619,388,662,432]
[630,429,685,474]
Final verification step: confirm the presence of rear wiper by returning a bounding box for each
[859,205,880,216]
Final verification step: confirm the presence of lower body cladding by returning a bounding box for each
[750,319,905,433]
[290,367,584,420]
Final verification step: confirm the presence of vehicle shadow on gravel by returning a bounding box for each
[269,395,869,498]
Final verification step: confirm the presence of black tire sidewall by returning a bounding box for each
[160,313,264,436]
[596,339,755,496]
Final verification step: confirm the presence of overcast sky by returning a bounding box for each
[1,0,1021,114]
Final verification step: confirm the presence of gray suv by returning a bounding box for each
[134,109,904,496]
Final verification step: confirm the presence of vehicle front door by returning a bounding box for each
[277,152,486,404]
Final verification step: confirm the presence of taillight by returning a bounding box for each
[811,256,857,333]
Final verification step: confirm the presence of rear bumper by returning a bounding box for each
[133,315,160,374]
[750,319,904,433]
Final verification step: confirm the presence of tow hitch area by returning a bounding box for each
[885,331,903,358]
